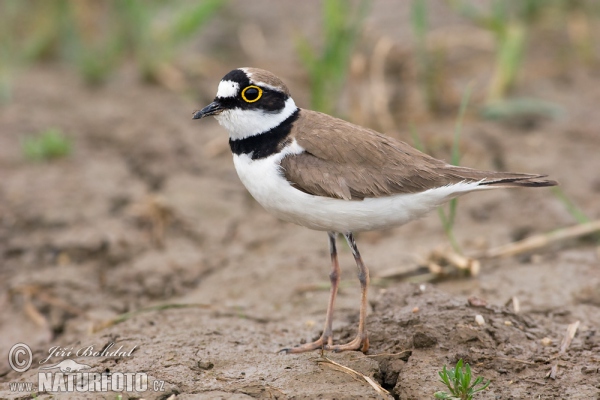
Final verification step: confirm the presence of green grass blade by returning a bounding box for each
[23,128,72,161]
[298,0,368,114]
[451,82,473,167]
[410,123,426,152]
[551,187,589,224]
[170,0,225,45]
[437,83,473,254]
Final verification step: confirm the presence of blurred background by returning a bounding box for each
[1,0,599,397]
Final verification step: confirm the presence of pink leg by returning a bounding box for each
[281,232,341,354]
[325,233,369,353]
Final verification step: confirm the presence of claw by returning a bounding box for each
[279,336,326,354]
[325,335,369,353]
[280,334,369,354]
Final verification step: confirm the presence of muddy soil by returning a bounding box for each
[1,1,599,399]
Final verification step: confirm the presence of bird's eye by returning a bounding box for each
[241,85,262,103]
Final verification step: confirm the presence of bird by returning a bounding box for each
[192,67,557,354]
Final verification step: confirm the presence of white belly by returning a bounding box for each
[232,144,486,233]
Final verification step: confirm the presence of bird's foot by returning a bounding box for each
[326,334,369,353]
[279,336,328,354]
[280,334,369,354]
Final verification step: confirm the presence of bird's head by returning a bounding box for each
[193,68,298,140]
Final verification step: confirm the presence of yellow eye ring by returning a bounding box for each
[241,85,263,103]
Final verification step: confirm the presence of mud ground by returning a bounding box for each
[1,1,600,399]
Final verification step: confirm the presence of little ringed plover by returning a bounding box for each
[193,67,557,354]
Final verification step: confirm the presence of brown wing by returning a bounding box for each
[279,109,556,200]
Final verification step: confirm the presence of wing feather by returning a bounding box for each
[279,109,556,200]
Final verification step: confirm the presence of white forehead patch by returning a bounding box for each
[216,80,239,98]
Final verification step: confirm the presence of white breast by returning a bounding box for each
[232,141,488,233]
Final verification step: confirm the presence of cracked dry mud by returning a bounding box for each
[2,2,600,397]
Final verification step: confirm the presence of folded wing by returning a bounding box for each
[280,109,557,200]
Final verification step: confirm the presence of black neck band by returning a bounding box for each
[229,109,300,160]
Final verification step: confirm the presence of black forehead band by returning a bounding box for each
[221,69,251,87]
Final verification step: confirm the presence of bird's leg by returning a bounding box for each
[322,231,340,346]
[280,232,341,354]
[325,232,370,353]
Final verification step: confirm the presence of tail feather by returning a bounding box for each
[441,166,558,188]
[479,175,558,188]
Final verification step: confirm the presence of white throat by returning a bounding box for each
[215,97,298,141]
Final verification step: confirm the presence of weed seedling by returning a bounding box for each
[23,128,72,161]
[434,359,490,400]
[450,0,553,103]
[297,0,369,115]
[410,0,443,113]
[437,83,473,254]
[551,186,600,243]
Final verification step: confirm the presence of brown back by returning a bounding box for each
[280,109,555,200]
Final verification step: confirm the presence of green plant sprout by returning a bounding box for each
[0,0,224,87]
[411,0,430,107]
[561,0,597,65]
[0,0,32,102]
[411,0,444,113]
[116,0,224,84]
[434,359,490,400]
[550,186,600,242]
[409,122,425,152]
[449,0,547,102]
[551,187,589,225]
[297,0,369,115]
[23,128,72,161]
[437,83,473,254]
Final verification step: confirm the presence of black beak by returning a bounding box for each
[192,101,223,119]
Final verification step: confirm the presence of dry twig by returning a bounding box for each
[374,246,479,284]
[496,356,536,365]
[431,247,480,276]
[342,221,599,287]
[317,356,392,398]
[480,220,600,259]
[547,321,580,379]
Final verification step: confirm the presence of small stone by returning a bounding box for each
[475,315,485,326]
[511,297,521,313]
[541,337,552,346]
[581,366,597,374]
[469,260,481,276]
[412,307,419,313]
[305,320,316,328]
[196,360,214,370]
[413,331,438,348]
[57,251,71,266]
[468,296,488,307]
[504,320,513,326]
